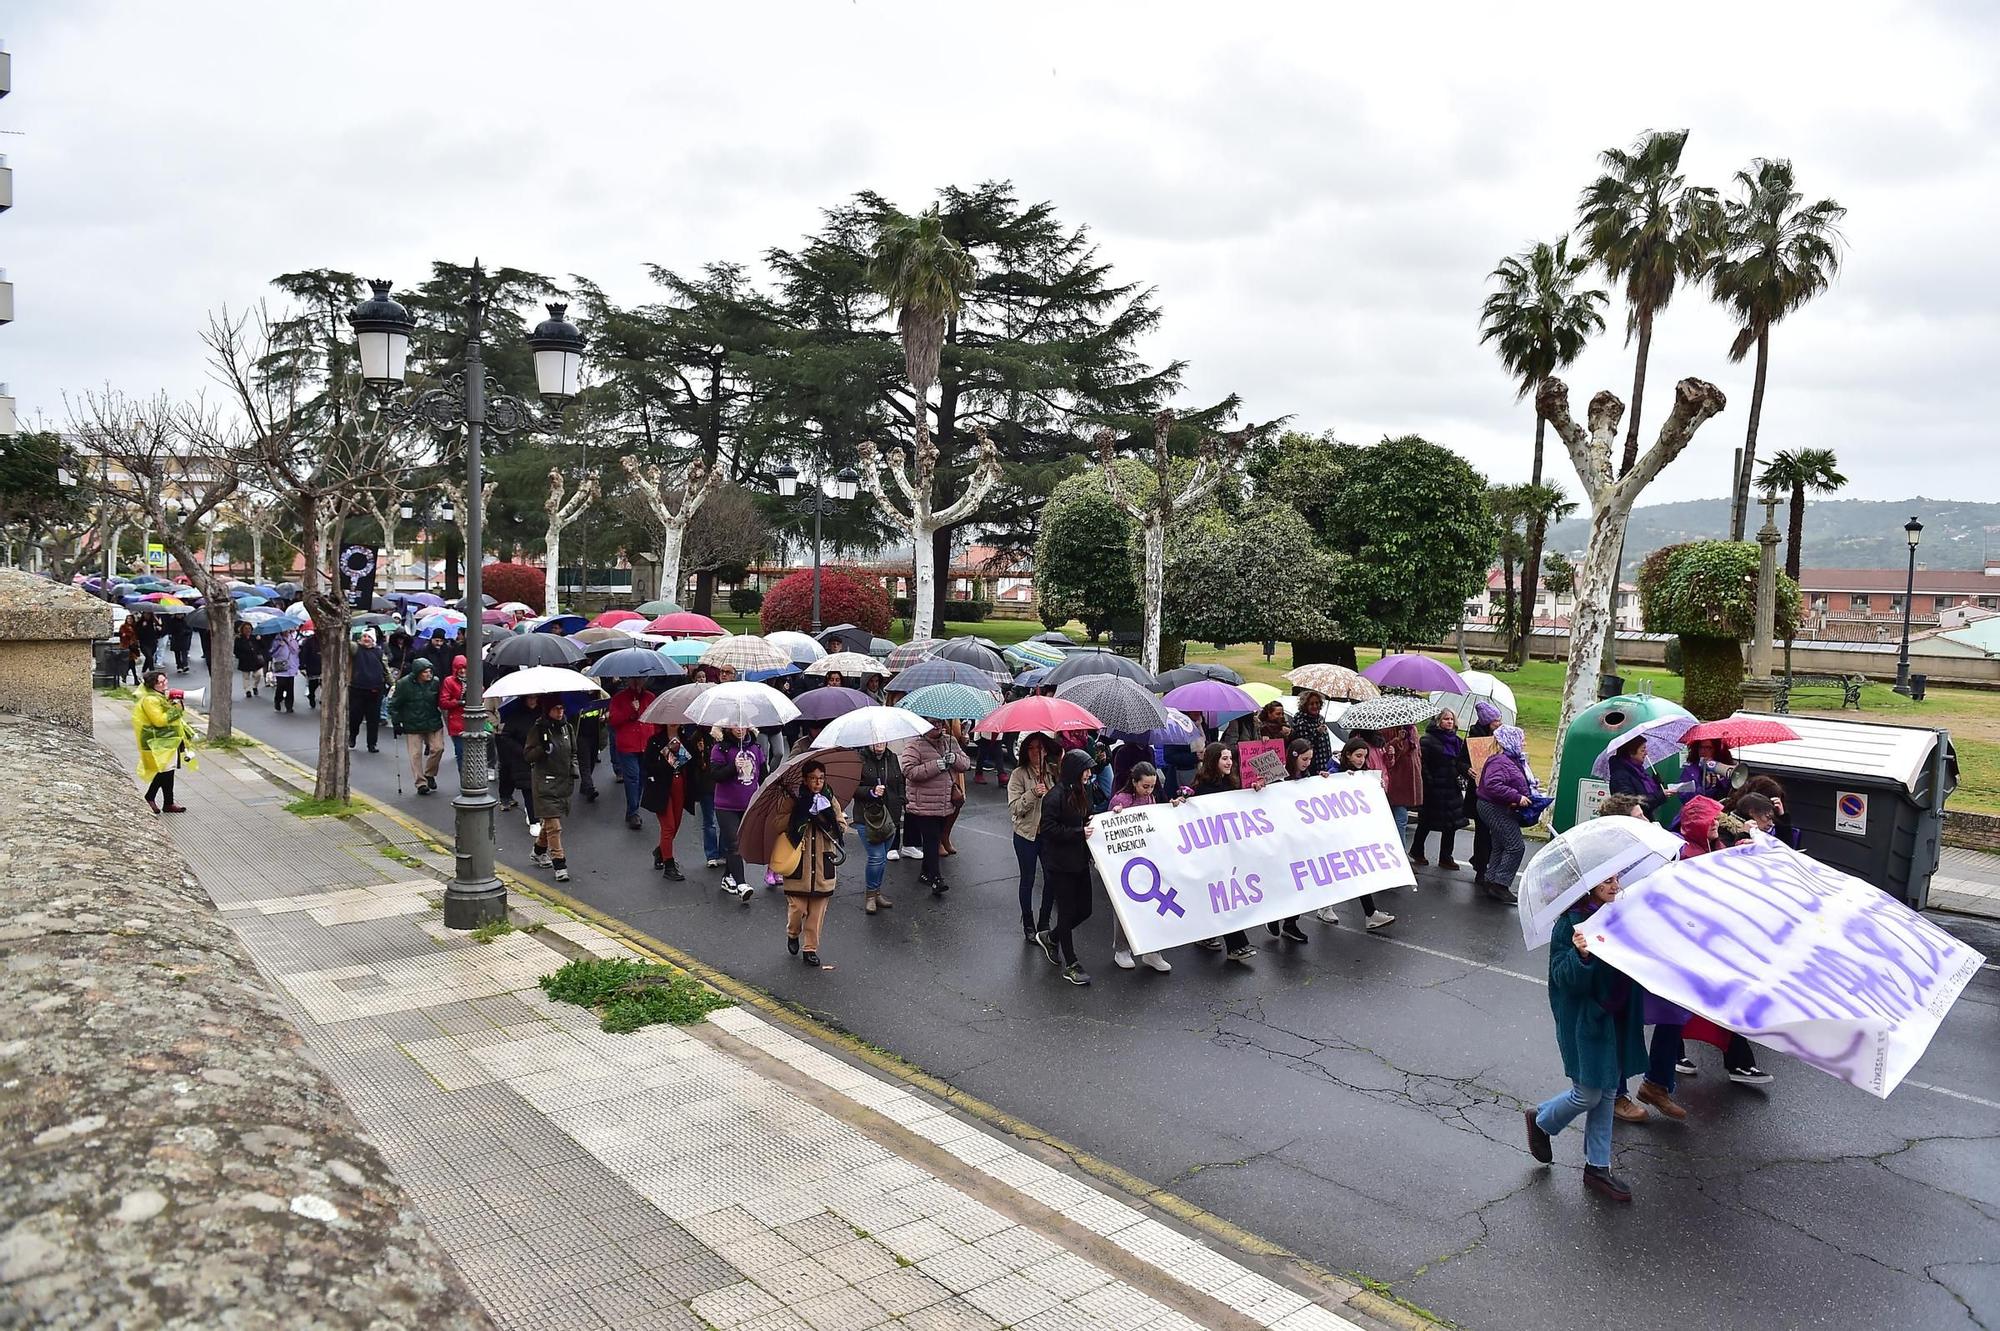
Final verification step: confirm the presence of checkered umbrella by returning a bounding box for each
[699,634,791,674]
[886,638,944,669]
[897,683,1000,723]
[1284,663,1380,701]
[1054,675,1170,734]
[1337,694,1441,731]
[887,658,1001,695]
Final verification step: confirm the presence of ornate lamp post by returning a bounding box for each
[1895,515,1923,694]
[351,266,585,928]
[774,462,859,633]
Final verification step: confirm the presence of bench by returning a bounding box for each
[1108,628,1143,659]
[1775,673,1865,713]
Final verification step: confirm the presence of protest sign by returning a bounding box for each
[1467,735,1498,780]
[1085,771,1415,953]
[1236,739,1287,787]
[1583,836,1986,1097]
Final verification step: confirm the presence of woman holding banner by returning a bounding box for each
[1189,744,1260,962]
[1312,737,1396,931]
[1107,763,1175,973]
[1524,869,1647,1202]
[1033,748,1098,987]
[1265,740,1326,946]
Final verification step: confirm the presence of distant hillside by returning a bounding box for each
[1545,497,2000,579]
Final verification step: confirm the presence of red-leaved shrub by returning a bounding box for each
[759,566,892,636]
[479,562,545,613]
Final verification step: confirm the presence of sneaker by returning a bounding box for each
[735,883,754,902]
[719,875,738,895]
[625,813,642,830]
[1524,1110,1553,1164]
[1728,1065,1774,1086]
[528,821,543,839]
[554,866,570,883]
[1034,930,1060,967]
[1583,1164,1633,1202]
[500,797,518,811]
[1676,1058,1699,1077]
[533,851,553,868]
[1062,963,1091,987]
[1140,952,1171,973]
[1226,945,1258,962]
[1195,938,1224,951]
[1112,948,1136,970]
[885,848,900,861]
[1364,912,1396,931]
[765,871,783,887]
[706,857,724,869]
[1636,1080,1688,1120]
[1280,921,1309,944]
[1314,905,1340,924]
[1265,922,1282,938]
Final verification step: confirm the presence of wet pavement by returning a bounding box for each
[211,670,2000,1331]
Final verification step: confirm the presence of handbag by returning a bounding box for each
[1516,793,1555,826]
[769,831,804,878]
[860,799,894,844]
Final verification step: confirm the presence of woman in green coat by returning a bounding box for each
[1524,871,1648,1202]
[523,696,578,883]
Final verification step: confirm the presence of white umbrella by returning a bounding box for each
[764,630,827,665]
[683,680,801,729]
[482,666,605,700]
[1517,816,1686,949]
[1430,670,1520,726]
[805,651,889,678]
[811,704,935,749]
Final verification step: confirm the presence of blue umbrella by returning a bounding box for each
[253,615,307,636]
[747,664,801,683]
[1014,667,1051,688]
[898,683,1000,723]
[531,614,588,635]
[585,647,683,680]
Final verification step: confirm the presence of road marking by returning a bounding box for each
[1902,1080,2000,1112]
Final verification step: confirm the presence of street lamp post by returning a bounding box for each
[352,266,585,929]
[1894,515,1923,695]
[774,462,859,633]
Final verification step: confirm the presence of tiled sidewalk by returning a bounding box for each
[1931,844,2000,919]
[115,700,1389,1331]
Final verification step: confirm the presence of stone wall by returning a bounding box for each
[1944,809,2000,853]
[0,713,491,1330]
[0,570,111,733]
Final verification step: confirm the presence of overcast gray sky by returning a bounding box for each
[5,1,1996,506]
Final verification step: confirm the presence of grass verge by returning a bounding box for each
[284,795,370,818]
[539,957,733,1033]
[197,734,256,751]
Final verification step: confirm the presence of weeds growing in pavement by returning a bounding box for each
[99,685,138,700]
[197,734,256,751]
[469,919,517,944]
[538,957,733,1033]
[284,796,369,818]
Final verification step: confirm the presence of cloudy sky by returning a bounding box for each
[6,1,1996,507]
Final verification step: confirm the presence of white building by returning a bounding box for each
[1463,567,1643,633]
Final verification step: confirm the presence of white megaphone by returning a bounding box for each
[174,686,207,709]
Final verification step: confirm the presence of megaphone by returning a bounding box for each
[175,686,207,708]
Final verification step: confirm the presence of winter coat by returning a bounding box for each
[1290,708,1334,773]
[782,786,847,897]
[166,616,193,647]
[135,618,163,651]
[639,730,687,815]
[1037,750,1096,875]
[387,671,445,734]
[1547,902,1648,1091]
[682,730,717,805]
[608,686,657,755]
[266,634,301,677]
[855,747,905,841]
[1607,754,1666,817]
[1007,764,1050,840]
[300,635,323,678]
[233,634,265,673]
[900,730,969,818]
[496,708,536,776]
[1476,749,1533,807]
[439,674,467,737]
[1415,723,1471,829]
[132,687,196,778]
[711,736,766,813]
[524,713,578,820]
[349,644,387,692]
[1366,726,1423,809]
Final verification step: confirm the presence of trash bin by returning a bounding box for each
[1910,674,1928,702]
[1731,711,1958,910]
[1551,688,1692,832]
[92,638,126,688]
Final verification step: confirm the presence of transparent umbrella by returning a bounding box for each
[1518,817,1687,949]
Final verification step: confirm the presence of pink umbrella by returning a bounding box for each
[976,694,1104,734]
[481,609,512,625]
[646,611,725,636]
[593,609,645,628]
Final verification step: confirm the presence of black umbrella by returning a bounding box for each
[585,646,684,679]
[488,632,584,669]
[815,623,862,645]
[1030,630,1075,645]
[930,637,1009,680]
[1042,648,1156,691]
[1156,663,1245,689]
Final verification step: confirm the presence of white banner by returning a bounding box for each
[1086,773,1416,953]
[1584,836,1986,1098]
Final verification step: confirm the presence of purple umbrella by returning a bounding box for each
[1160,679,1257,718]
[1589,712,1698,779]
[1362,653,1466,694]
[796,685,876,721]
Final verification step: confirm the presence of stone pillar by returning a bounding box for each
[1742,493,1784,714]
[0,569,113,733]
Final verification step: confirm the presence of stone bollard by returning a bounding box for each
[0,570,111,734]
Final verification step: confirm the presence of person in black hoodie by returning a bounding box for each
[495,697,539,827]
[299,632,323,709]
[347,630,388,751]
[166,612,194,674]
[1032,748,1098,987]
[1409,711,1471,868]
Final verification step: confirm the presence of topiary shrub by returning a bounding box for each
[480,561,545,613]
[760,566,893,636]
[728,587,763,615]
[1638,541,1799,719]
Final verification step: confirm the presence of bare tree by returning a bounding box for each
[678,481,769,595]
[858,425,1000,640]
[440,476,496,592]
[1097,410,1250,675]
[542,467,599,615]
[1541,374,1727,771]
[232,494,288,585]
[69,388,243,737]
[622,453,721,604]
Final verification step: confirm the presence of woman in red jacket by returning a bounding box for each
[438,655,469,771]
[607,679,659,831]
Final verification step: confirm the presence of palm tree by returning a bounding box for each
[1576,129,1720,475]
[1712,160,1847,539]
[1486,481,1577,659]
[1479,236,1606,662]
[1756,447,1848,581]
[867,205,976,448]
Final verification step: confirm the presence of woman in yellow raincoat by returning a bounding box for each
[133,668,197,812]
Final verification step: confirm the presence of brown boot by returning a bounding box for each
[1636,1080,1688,1121]
[874,892,893,909]
[1613,1094,1649,1124]
[865,892,879,915]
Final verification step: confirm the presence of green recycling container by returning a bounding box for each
[1551,691,1691,832]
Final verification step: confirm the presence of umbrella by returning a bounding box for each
[530,614,588,635]
[639,682,715,726]
[930,637,1010,680]
[765,630,828,665]
[487,632,585,669]
[898,683,1000,723]
[1004,642,1067,669]
[586,647,685,680]
[1138,708,1204,745]
[1680,717,1801,748]
[655,638,712,665]
[684,681,801,729]
[976,694,1103,735]
[232,595,271,609]
[747,664,801,683]
[1284,663,1379,701]
[811,705,933,749]
[417,607,468,626]
[575,636,632,660]
[1339,694,1442,731]
[814,623,864,647]
[1054,675,1169,734]
[1590,712,1700,779]
[396,591,446,609]
[1518,816,1687,949]
[149,603,198,617]
[648,611,725,636]
[1157,664,1244,688]
[1042,649,1157,691]
[351,611,398,627]
[238,606,286,622]
[1030,630,1075,645]
[739,746,865,865]
[1363,653,1466,695]
[865,636,898,658]
[700,634,791,674]
[886,638,944,669]
[794,686,876,721]
[634,599,683,617]
[479,594,498,607]
[592,610,646,629]
[804,651,887,678]
[252,616,307,636]
[484,665,605,701]
[1431,670,1521,727]
[1242,682,1284,707]
[1014,667,1051,688]
[570,626,630,645]
[1161,680,1257,717]
[494,600,534,615]
[888,658,1000,694]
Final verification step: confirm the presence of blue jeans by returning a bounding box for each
[696,796,719,861]
[1014,834,1046,931]
[612,748,644,817]
[450,735,463,769]
[1535,1082,1616,1168]
[1389,805,1411,834]
[865,835,890,892]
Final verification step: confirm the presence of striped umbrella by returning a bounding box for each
[888,658,1001,695]
[886,638,944,669]
[1054,675,1169,734]
[1284,663,1379,701]
[1005,641,1066,669]
[699,634,791,673]
[898,683,1000,723]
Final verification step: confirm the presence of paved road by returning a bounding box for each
[210,671,2000,1331]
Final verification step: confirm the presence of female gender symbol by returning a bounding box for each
[1120,857,1184,918]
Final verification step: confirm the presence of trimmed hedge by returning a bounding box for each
[728,587,763,614]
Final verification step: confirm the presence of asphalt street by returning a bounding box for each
[206,668,2000,1331]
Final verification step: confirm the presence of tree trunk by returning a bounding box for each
[659,522,689,608]
[1786,482,1806,584]
[1498,551,1517,658]
[314,625,352,802]
[250,527,265,585]
[927,525,953,638]
[201,598,235,740]
[1514,412,1548,665]
[1560,492,1632,751]
[1139,519,1165,675]
[544,525,563,617]
[909,529,939,641]
[1620,310,1654,477]
[1730,328,1771,542]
